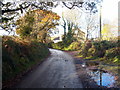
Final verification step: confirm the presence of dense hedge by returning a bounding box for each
[2,36,50,82]
[79,40,118,57]
[49,41,81,51]
[48,39,120,65]
[78,40,120,65]
[64,41,81,51]
[51,41,64,50]
[105,47,120,64]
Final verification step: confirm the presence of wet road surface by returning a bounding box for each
[15,49,83,88]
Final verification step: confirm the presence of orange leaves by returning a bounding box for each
[33,9,60,22]
[16,9,60,39]
[52,13,60,20]
[42,17,49,22]
[32,9,60,29]
[31,9,60,31]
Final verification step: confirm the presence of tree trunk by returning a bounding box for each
[86,28,89,40]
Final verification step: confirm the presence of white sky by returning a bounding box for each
[102,0,119,24]
[0,0,119,36]
[52,0,119,25]
[101,0,119,37]
[52,0,119,37]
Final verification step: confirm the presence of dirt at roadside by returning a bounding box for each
[65,51,107,88]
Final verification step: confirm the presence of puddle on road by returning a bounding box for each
[82,61,117,88]
[87,69,115,87]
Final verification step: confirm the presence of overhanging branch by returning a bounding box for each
[62,2,75,9]
[2,4,30,15]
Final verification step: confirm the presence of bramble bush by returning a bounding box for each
[78,40,118,55]
[50,41,82,51]
[64,41,81,51]
[2,36,50,82]
[51,41,64,50]
[78,39,120,65]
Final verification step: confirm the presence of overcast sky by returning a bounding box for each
[52,0,119,38]
[102,0,118,24]
[0,0,119,36]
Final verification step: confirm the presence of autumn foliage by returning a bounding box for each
[2,36,50,85]
[16,9,60,42]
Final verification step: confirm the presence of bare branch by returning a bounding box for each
[62,2,75,9]
[2,4,30,15]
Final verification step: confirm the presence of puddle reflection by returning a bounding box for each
[82,61,119,88]
[88,70,115,87]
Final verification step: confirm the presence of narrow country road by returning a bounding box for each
[15,49,83,88]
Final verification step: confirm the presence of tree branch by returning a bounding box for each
[31,4,43,10]
[39,18,50,31]
[2,4,30,15]
[62,2,75,9]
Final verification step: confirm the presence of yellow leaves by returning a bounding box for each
[53,15,60,20]
[31,10,60,30]
[16,28,21,34]
[113,56,119,63]
[102,24,115,40]
[102,24,110,34]
[33,9,60,21]
[16,9,60,39]
[41,17,49,22]
[32,9,60,29]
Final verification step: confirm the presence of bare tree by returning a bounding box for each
[61,15,67,37]
[85,12,99,40]
[0,0,102,35]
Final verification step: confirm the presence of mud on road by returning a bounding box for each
[14,49,83,88]
[66,51,119,88]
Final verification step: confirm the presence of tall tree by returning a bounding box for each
[62,19,75,46]
[1,0,102,34]
[16,9,60,43]
[102,24,116,40]
[85,13,99,40]
[1,1,58,34]
[61,9,81,43]
[61,15,67,37]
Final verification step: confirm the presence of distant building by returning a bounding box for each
[73,28,85,42]
[50,27,85,43]
[51,35,62,43]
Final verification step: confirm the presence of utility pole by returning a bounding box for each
[99,3,102,40]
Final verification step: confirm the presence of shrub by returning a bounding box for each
[105,47,120,58]
[101,40,117,49]
[79,40,117,58]
[2,36,50,82]
[88,46,96,57]
[78,40,92,57]
[49,42,60,50]
[66,41,81,51]
[78,39,119,65]
[90,40,117,57]
[51,41,64,50]
[46,42,54,48]
[104,47,120,64]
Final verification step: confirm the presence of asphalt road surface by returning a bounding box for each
[15,49,83,88]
